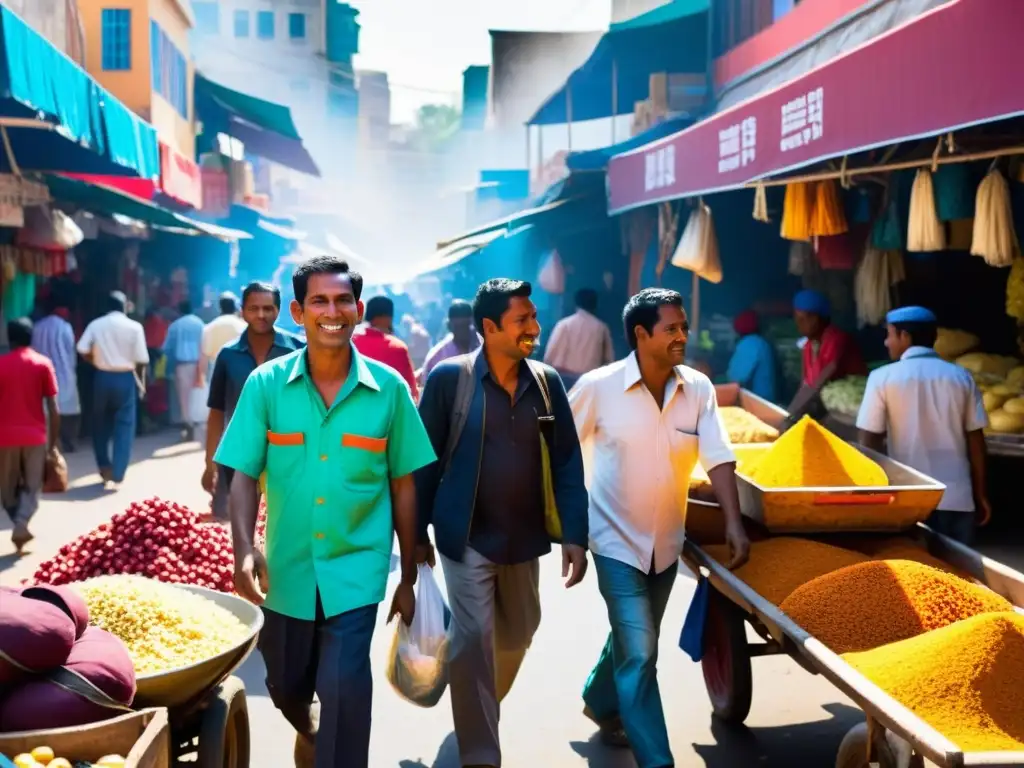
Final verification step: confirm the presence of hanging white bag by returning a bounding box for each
[670,201,723,283]
[386,563,451,708]
[537,248,566,294]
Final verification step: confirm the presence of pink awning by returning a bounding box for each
[607,0,1023,214]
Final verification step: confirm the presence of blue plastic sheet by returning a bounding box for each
[679,575,710,662]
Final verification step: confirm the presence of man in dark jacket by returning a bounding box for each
[415,278,589,768]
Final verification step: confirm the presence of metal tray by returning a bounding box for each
[714,383,788,434]
[734,443,946,534]
[986,433,1024,458]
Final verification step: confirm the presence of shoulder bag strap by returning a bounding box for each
[526,359,553,417]
[441,356,475,473]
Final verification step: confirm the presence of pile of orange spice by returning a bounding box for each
[779,560,1011,654]
[845,612,1024,752]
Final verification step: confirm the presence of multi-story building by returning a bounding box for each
[76,0,197,160]
[356,69,390,151]
[4,0,86,65]
[188,0,361,177]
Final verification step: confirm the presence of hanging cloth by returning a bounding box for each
[872,186,903,251]
[907,169,946,252]
[622,207,656,296]
[810,180,849,237]
[780,182,814,241]
[934,163,974,221]
[972,169,1019,267]
[752,183,770,223]
[537,249,566,294]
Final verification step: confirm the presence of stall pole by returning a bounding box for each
[691,270,701,336]
[526,126,532,186]
[566,84,573,152]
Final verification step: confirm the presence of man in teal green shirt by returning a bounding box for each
[215,254,436,768]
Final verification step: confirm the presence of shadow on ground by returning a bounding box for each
[569,702,862,767]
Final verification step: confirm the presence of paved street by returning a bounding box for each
[1,432,866,767]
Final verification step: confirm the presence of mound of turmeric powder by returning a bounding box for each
[780,560,1010,654]
[704,537,869,605]
[869,540,976,581]
[745,415,888,488]
[845,612,1024,752]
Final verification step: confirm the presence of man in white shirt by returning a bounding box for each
[198,292,246,385]
[544,288,615,390]
[857,305,991,545]
[77,291,149,490]
[570,288,749,768]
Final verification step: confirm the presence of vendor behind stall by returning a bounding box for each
[855,306,991,545]
[726,310,779,402]
[794,289,867,387]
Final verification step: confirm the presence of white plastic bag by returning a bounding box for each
[386,563,451,708]
[537,249,566,294]
[190,384,210,424]
[670,201,723,283]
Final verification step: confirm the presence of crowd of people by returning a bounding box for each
[0,248,992,768]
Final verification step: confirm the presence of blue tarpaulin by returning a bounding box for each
[0,6,158,178]
[528,0,708,126]
[566,114,693,171]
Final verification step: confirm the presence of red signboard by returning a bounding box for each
[62,174,156,200]
[607,0,1023,214]
[159,142,202,209]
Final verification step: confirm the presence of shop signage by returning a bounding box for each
[644,144,676,192]
[607,0,1023,213]
[159,143,202,209]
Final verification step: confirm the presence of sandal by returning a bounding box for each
[583,705,630,749]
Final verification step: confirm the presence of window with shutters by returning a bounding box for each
[257,11,275,40]
[288,12,306,40]
[234,10,250,38]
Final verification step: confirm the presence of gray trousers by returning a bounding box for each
[258,595,378,768]
[440,547,541,767]
[0,445,46,526]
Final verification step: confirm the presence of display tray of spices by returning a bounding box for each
[733,417,945,533]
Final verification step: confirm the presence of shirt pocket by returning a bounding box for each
[667,429,701,483]
[266,431,306,478]
[341,433,388,488]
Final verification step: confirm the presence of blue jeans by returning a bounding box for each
[583,554,677,768]
[92,370,137,483]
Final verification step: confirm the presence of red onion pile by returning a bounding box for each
[32,498,235,592]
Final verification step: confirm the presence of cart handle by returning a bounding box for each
[812,493,896,506]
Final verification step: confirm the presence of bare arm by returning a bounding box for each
[390,473,418,586]
[230,470,261,557]
[967,429,990,524]
[206,410,225,467]
[45,397,60,452]
[708,463,750,568]
[858,429,885,453]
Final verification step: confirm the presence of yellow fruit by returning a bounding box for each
[47,760,71,768]
[29,747,54,765]
[988,409,1024,434]
[983,391,1009,413]
[1005,397,1024,415]
[96,756,127,768]
[13,755,39,768]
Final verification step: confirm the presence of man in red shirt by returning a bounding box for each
[0,318,59,552]
[794,289,867,387]
[351,296,419,400]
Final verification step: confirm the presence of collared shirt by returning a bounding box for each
[0,347,58,448]
[207,329,305,425]
[352,325,419,399]
[77,311,149,372]
[32,314,79,414]
[856,346,987,512]
[202,314,247,360]
[421,332,482,379]
[471,355,549,565]
[163,314,205,364]
[570,353,735,574]
[543,309,614,376]
[214,346,436,620]
[726,333,779,402]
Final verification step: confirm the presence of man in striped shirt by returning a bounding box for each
[32,299,80,452]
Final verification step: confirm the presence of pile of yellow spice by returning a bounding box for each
[744,415,887,488]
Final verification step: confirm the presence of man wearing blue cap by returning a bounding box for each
[793,289,866,388]
[856,306,991,544]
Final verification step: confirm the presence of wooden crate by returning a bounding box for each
[0,708,170,768]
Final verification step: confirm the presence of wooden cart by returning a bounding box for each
[683,527,1024,768]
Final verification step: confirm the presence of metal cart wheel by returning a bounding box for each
[835,722,900,768]
[701,589,753,724]
[196,675,251,768]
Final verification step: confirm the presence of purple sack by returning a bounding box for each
[0,592,76,685]
[21,585,90,639]
[0,627,136,732]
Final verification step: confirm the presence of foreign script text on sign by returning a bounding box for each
[781,87,824,153]
[645,145,676,192]
[718,117,757,174]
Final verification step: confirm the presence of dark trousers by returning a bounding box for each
[927,509,976,547]
[92,370,136,483]
[258,595,378,768]
[60,414,80,453]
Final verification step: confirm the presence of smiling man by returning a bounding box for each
[570,288,749,768]
[415,278,589,768]
[214,255,436,768]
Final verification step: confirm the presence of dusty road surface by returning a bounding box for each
[3,432,875,767]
